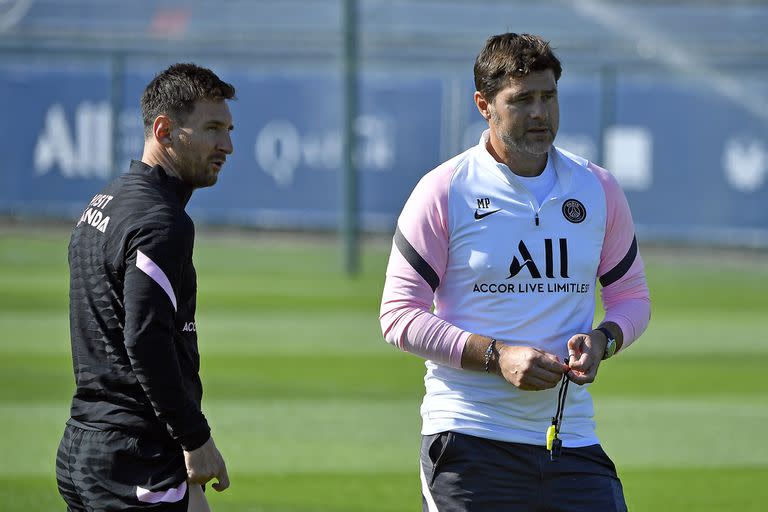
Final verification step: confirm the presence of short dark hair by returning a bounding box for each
[474,33,562,103]
[141,63,236,137]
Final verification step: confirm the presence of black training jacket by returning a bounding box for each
[66,159,210,451]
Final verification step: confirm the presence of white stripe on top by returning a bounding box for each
[136,481,187,504]
[136,249,178,312]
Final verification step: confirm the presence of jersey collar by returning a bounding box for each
[475,130,574,197]
[129,160,194,207]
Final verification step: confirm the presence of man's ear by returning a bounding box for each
[152,115,173,146]
[474,91,492,121]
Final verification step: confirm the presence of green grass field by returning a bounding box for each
[1,228,766,511]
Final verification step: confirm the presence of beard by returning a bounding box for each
[172,135,219,189]
[490,107,555,157]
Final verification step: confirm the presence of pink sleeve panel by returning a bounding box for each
[379,164,470,368]
[590,162,651,350]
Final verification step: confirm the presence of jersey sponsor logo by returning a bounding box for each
[474,197,501,220]
[182,321,196,332]
[473,238,593,294]
[76,194,114,233]
[562,199,586,223]
[508,239,569,279]
[472,282,591,294]
[77,208,110,233]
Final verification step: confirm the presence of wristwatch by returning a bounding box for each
[596,326,617,360]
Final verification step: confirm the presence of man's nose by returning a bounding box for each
[219,133,233,155]
[529,99,547,119]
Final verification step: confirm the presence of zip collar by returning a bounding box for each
[474,129,577,199]
[129,160,194,207]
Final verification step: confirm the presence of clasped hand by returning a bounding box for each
[496,331,606,390]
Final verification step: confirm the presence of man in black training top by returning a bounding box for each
[56,63,235,512]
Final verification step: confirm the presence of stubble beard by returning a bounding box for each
[491,108,554,158]
[173,134,218,189]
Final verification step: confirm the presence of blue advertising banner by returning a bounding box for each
[3,58,443,231]
[0,57,113,217]
[187,69,443,230]
[1,57,766,245]
[457,71,768,246]
[611,72,768,244]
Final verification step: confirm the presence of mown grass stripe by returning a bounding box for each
[3,397,766,477]
[1,231,767,511]
[2,351,766,403]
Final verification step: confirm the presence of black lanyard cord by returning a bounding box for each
[547,357,570,461]
[555,371,570,431]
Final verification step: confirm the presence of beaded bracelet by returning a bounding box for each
[483,338,497,373]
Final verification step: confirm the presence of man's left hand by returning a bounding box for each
[565,330,608,385]
[184,437,229,492]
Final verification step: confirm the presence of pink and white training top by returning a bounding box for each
[380,131,651,447]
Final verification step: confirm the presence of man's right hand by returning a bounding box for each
[183,437,230,492]
[496,344,569,391]
[462,335,568,390]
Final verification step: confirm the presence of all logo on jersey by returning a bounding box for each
[472,238,591,295]
[508,239,569,279]
[474,197,501,220]
[562,199,586,223]
[182,321,196,332]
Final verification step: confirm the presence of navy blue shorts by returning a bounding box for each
[56,421,189,511]
[420,431,627,512]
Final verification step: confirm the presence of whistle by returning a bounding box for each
[546,423,556,451]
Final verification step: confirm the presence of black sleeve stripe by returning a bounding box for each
[394,226,440,292]
[599,235,638,288]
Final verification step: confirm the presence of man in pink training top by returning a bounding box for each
[380,33,650,511]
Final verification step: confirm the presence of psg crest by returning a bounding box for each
[562,199,586,223]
